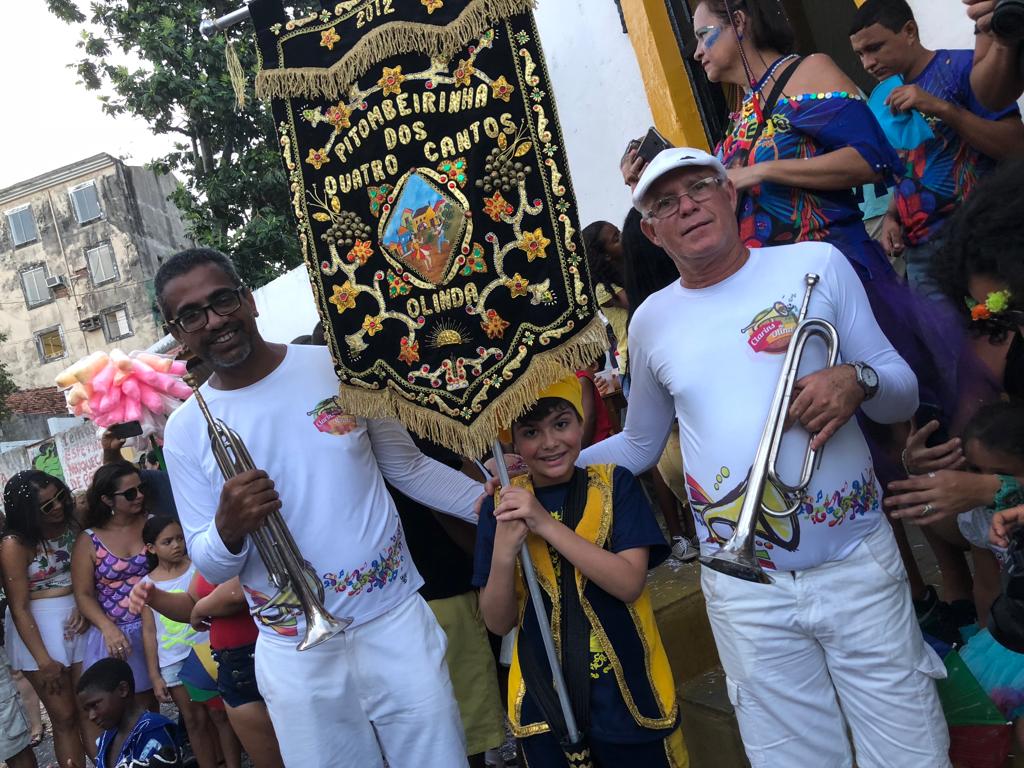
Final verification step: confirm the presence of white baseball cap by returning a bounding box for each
[632,147,728,209]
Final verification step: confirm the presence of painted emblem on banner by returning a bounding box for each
[381,172,467,285]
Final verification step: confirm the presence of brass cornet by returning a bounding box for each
[184,372,352,650]
[700,273,840,584]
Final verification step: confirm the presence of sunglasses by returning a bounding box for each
[111,482,147,502]
[39,488,66,514]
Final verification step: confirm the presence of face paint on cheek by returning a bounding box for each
[703,26,721,51]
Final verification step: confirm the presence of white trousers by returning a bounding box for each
[701,520,951,768]
[254,593,468,767]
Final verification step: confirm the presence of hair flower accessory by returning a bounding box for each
[966,289,1013,322]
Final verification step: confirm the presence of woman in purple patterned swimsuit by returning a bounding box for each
[72,461,156,720]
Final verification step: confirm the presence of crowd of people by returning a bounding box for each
[1,0,1024,766]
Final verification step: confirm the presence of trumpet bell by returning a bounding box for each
[700,548,774,584]
[297,611,351,652]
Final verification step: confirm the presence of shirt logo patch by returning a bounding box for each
[307,397,358,435]
[742,300,797,354]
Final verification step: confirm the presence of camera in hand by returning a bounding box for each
[993,0,1024,41]
[990,525,1024,652]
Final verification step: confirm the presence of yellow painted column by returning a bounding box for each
[620,0,709,150]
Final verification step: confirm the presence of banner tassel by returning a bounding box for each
[225,35,247,110]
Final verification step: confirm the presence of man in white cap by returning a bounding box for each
[579,148,950,767]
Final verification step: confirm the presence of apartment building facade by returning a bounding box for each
[0,154,193,388]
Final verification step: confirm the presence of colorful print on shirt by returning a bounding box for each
[742,297,798,354]
[890,50,1019,246]
[321,526,408,596]
[307,396,359,435]
[685,463,881,571]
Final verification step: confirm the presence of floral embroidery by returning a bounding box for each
[590,651,613,678]
[346,239,374,265]
[491,75,514,102]
[799,470,879,527]
[386,270,410,298]
[379,65,405,96]
[321,529,407,596]
[518,228,551,262]
[422,0,444,13]
[399,337,420,365]
[480,309,510,339]
[325,102,351,129]
[461,243,487,276]
[506,273,529,298]
[453,58,475,87]
[305,148,330,169]
[362,314,384,336]
[437,157,468,187]
[320,27,341,50]
[329,281,359,313]
[483,192,512,222]
[367,184,392,219]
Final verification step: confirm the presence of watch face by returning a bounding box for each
[861,365,879,389]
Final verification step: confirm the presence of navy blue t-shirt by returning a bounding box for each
[473,466,671,742]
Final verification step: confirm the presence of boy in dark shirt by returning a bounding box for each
[474,376,687,767]
[77,659,180,768]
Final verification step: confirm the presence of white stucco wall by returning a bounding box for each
[534,0,654,230]
[908,0,980,51]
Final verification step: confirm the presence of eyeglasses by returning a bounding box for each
[168,288,244,333]
[111,482,147,502]
[39,488,66,514]
[644,177,723,220]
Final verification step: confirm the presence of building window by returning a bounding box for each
[6,205,38,246]
[101,304,133,342]
[35,326,66,363]
[20,266,51,307]
[69,181,102,225]
[86,242,118,285]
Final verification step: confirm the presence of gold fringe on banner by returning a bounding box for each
[334,315,607,458]
[255,0,536,101]
[225,36,247,109]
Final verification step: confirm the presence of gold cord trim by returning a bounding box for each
[256,0,536,101]
[334,315,606,458]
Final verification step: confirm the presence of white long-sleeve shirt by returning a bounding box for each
[580,243,917,571]
[163,344,482,639]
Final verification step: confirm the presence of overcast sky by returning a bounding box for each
[0,4,177,190]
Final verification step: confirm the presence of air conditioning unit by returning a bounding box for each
[79,316,101,332]
[44,275,65,289]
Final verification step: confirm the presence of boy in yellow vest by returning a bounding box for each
[474,376,688,767]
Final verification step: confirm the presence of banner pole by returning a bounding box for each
[491,439,582,744]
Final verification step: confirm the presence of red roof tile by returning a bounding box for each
[6,387,67,416]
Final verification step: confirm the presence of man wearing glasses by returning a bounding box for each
[579,148,950,766]
[155,248,482,767]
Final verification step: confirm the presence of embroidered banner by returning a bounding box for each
[252,0,604,456]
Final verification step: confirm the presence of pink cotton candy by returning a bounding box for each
[91,363,116,394]
[137,382,164,412]
[168,361,186,376]
[121,378,140,400]
[122,399,142,422]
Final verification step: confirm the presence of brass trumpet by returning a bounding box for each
[184,372,351,650]
[700,273,840,584]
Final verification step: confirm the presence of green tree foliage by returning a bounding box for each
[0,332,17,423]
[46,1,319,286]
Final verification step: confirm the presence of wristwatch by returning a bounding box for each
[847,361,879,401]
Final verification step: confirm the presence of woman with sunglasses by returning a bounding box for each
[1,470,92,766]
[72,461,157,716]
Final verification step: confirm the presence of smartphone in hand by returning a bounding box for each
[107,420,143,440]
[636,127,672,163]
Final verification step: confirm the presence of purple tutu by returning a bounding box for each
[82,618,153,693]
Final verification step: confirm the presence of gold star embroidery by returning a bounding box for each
[362,315,384,337]
[506,273,529,298]
[422,0,444,13]
[305,148,330,169]
[518,228,551,262]
[329,281,359,314]
[379,65,405,96]
[453,58,474,87]
[320,27,341,50]
[491,75,514,102]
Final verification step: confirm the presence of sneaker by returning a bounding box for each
[671,536,699,562]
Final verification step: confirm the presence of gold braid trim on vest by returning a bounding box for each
[501,464,677,737]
